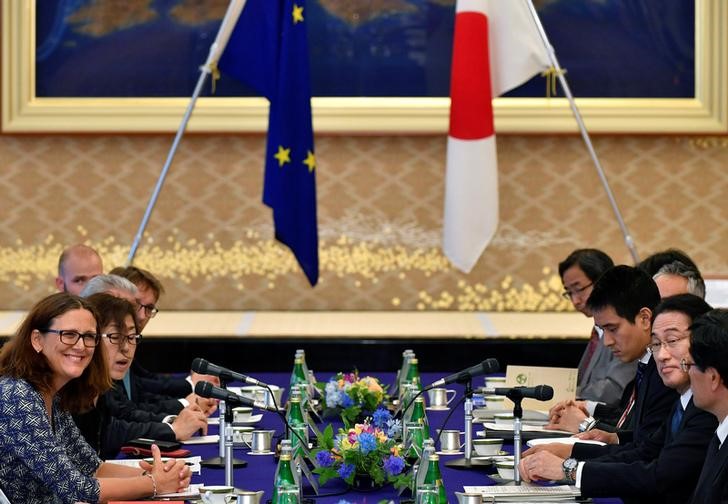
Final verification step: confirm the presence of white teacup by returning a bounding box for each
[200,485,234,504]
[493,412,514,425]
[240,385,284,408]
[427,387,456,408]
[233,426,255,446]
[496,461,515,480]
[472,438,503,456]
[233,406,253,423]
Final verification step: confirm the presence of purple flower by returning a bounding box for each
[358,432,377,455]
[372,407,392,428]
[338,463,355,480]
[383,455,405,476]
[315,450,335,467]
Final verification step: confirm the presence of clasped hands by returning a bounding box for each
[138,443,191,495]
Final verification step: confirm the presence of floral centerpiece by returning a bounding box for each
[318,371,389,426]
[313,408,410,490]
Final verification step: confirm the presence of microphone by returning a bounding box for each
[194,381,278,412]
[484,385,554,401]
[427,358,500,389]
[191,358,263,386]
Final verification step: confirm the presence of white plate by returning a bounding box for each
[526,437,606,448]
[426,406,449,411]
[182,435,220,445]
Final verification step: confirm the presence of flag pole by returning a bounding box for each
[523,0,640,264]
[126,0,248,265]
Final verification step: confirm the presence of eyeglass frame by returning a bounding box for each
[44,328,100,348]
[137,302,159,318]
[646,335,690,355]
[679,358,697,373]
[561,282,593,300]
[101,332,143,346]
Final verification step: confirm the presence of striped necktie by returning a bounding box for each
[617,361,647,429]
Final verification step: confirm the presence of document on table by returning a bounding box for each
[481,423,573,435]
[464,484,581,502]
[157,482,203,499]
[182,434,220,445]
[105,456,202,474]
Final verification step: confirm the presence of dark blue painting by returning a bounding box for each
[35,0,694,99]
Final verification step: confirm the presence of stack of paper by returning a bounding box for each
[464,484,581,502]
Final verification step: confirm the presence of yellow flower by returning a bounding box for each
[391,445,401,457]
[362,377,383,394]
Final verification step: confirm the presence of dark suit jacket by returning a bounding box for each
[104,380,168,423]
[73,394,176,460]
[590,356,677,444]
[689,434,728,504]
[128,361,190,415]
[578,397,717,504]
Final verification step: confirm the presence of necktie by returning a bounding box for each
[616,362,647,429]
[670,402,684,437]
[122,371,132,400]
[578,327,600,382]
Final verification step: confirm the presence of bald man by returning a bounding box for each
[55,244,103,295]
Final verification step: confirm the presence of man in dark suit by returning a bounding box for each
[520,294,716,504]
[686,309,728,504]
[547,265,676,441]
[559,249,636,407]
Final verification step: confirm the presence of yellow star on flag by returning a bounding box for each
[274,145,291,167]
[292,4,304,24]
[303,150,316,172]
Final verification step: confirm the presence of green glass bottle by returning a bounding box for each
[405,357,422,391]
[290,356,308,389]
[287,395,307,457]
[410,397,430,438]
[271,451,297,504]
[405,421,425,461]
[423,453,447,503]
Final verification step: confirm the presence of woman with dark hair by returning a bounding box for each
[0,293,190,503]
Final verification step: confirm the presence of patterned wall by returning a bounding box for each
[0,134,726,311]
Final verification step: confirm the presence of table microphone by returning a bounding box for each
[426,358,500,390]
[195,381,278,412]
[191,357,264,386]
[483,385,554,401]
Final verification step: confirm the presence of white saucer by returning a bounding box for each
[232,414,263,426]
[426,406,449,411]
[247,450,275,456]
[436,450,463,456]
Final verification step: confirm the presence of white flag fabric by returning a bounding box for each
[443,0,550,272]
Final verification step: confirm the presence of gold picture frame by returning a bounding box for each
[2,0,726,134]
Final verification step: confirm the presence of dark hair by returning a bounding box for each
[652,294,712,323]
[0,293,111,413]
[638,248,700,277]
[109,266,165,300]
[86,293,140,334]
[586,265,661,322]
[558,249,614,282]
[689,309,728,382]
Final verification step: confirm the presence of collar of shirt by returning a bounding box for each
[593,325,604,339]
[639,352,652,365]
[716,414,728,447]
[679,388,693,410]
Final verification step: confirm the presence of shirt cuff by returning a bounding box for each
[178,398,189,407]
[186,375,194,386]
[575,461,586,488]
[585,401,598,415]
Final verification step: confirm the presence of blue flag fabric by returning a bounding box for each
[219,0,319,286]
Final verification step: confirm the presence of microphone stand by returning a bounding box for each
[445,378,490,469]
[201,378,247,471]
[505,389,525,486]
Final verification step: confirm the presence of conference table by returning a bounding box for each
[174,372,621,503]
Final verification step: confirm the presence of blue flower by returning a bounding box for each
[338,463,355,480]
[358,432,377,455]
[372,407,392,428]
[383,455,405,476]
[326,389,342,407]
[341,393,354,408]
[386,418,402,438]
[315,450,335,467]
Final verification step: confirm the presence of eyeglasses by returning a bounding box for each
[102,332,143,346]
[561,282,593,300]
[45,329,100,348]
[680,358,696,373]
[646,336,689,354]
[137,303,159,318]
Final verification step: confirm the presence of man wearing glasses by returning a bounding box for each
[520,294,716,504]
[684,310,728,504]
[558,249,636,407]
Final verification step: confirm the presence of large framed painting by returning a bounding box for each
[2,0,726,133]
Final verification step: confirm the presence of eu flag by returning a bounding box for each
[219,0,318,286]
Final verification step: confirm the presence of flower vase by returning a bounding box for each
[350,473,382,492]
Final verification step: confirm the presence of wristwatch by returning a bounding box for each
[578,416,597,433]
[562,457,578,483]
